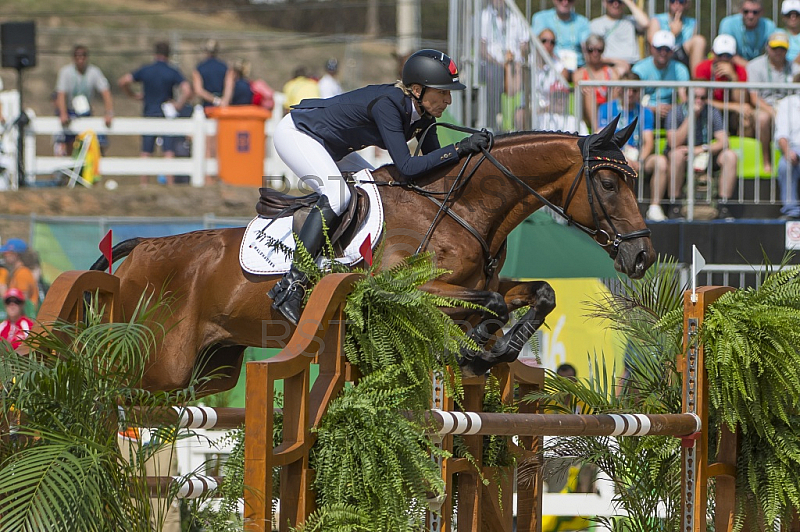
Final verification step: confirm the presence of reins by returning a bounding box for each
[477,132,651,257]
[357,122,651,278]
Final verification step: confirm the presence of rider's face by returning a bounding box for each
[417,87,452,118]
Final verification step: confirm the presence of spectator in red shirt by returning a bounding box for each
[0,288,34,351]
[694,34,754,137]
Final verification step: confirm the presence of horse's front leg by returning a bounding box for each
[461,280,556,377]
[424,280,510,347]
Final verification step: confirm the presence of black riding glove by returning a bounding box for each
[455,130,490,157]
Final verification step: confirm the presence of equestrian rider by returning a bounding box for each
[269,49,491,324]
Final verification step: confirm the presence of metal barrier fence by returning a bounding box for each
[448,0,800,219]
[576,80,799,220]
[449,0,575,134]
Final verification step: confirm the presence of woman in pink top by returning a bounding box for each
[574,34,619,131]
[0,288,34,350]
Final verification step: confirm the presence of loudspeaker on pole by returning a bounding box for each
[1,21,37,69]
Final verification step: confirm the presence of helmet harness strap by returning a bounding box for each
[412,85,430,118]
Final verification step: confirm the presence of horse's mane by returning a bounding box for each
[494,129,581,141]
[372,129,582,184]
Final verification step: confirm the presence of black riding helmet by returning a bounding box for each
[402,49,467,91]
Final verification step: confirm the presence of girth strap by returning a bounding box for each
[423,194,506,279]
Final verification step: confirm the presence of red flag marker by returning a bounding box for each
[359,234,373,268]
[99,229,113,274]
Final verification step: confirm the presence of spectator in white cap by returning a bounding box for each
[631,30,690,119]
[748,30,800,174]
[782,0,800,63]
[718,0,776,64]
[695,34,753,137]
[647,0,707,74]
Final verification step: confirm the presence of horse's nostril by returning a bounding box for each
[636,250,648,270]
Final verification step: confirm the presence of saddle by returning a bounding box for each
[255,180,371,254]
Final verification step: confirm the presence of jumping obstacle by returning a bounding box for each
[35,270,736,532]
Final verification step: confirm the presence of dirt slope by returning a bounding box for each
[0,182,262,241]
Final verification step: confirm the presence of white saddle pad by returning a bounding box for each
[239,176,384,276]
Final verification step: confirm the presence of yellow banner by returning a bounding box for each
[519,278,625,383]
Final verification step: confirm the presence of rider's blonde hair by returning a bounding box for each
[395,80,414,96]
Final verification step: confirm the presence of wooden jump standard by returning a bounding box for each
[36,271,736,532]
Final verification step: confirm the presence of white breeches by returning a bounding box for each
[274,114,374,216]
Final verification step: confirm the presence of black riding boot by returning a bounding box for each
[267,195,341,325]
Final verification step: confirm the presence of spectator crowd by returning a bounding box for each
[29,0,800,220]
[52,38,341,186]
[519,0,800,221]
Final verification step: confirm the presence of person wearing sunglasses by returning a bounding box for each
[719,0,776,64]
[631,30,690,119]
[0,288,33,351]
[574,34,618,131]
[647,0,707,74]
[781,0,800,63]
[531,0,591,76]
[747,31,799,175]
[535,28,581,132]
[589,0,650,77]
[695,34,754,138]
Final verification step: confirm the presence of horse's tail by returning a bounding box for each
[89,238,143,272]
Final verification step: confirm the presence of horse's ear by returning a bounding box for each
[595,114,620,147]
[613,116,638,148]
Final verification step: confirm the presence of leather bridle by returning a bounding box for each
[372,124,651,280]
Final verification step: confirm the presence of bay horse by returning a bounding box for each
[90,116,654,392]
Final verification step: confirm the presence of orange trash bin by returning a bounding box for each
[207,105,272,186]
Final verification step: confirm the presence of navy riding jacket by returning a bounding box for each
[290,84,459,180]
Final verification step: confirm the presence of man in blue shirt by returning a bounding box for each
[631,30,689,120]
[192,39,228,184]
[598,72,670,221]
[718,0,776,64]
[193,39,228,109]
[532,0,591,73]
[118,41,192,185]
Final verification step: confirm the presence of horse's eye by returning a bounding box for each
[601,178,616,191]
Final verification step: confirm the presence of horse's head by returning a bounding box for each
[566,116,655,279]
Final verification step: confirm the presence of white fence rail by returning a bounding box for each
[0,90,391,190]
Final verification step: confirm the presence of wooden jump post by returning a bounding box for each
[680,286,737,532]
[36,269,735,532]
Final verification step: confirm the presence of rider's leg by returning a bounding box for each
[336,151,376,174]
[273,113,351,214]
[270,114,351,324]
[267,195,342,324]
